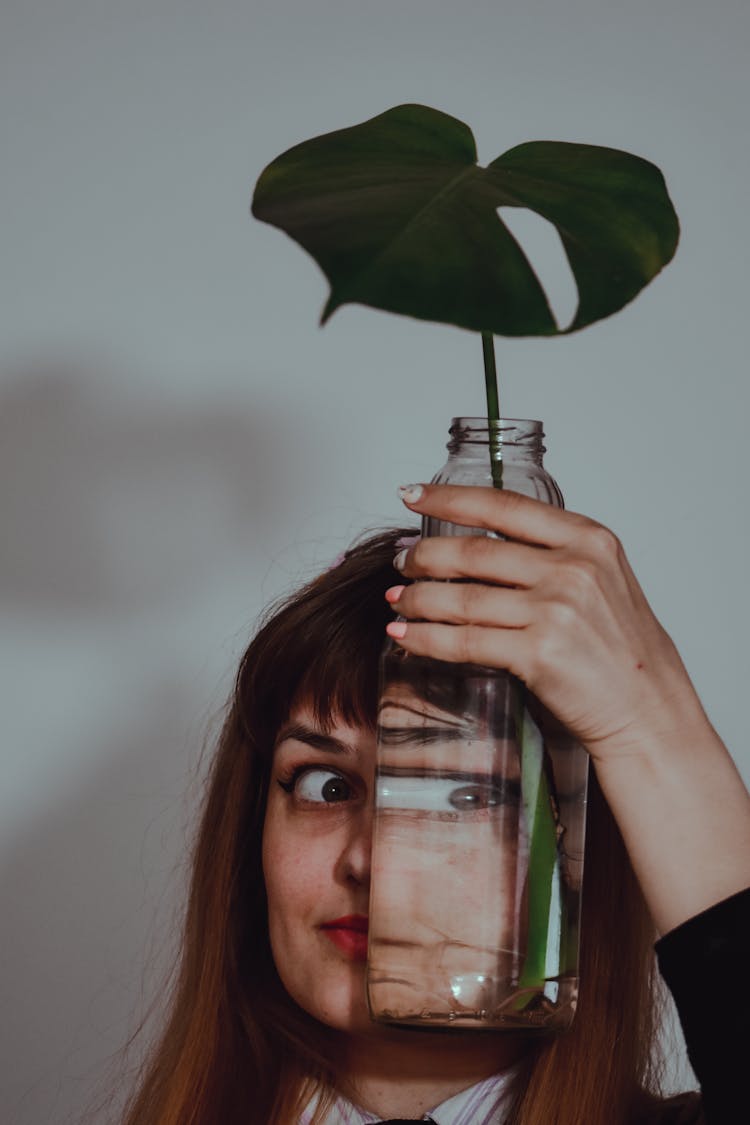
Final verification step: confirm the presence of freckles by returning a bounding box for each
[273,840,330,900]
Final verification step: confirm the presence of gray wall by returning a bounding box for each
[2,1,748,1121]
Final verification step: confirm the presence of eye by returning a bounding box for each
[377,775,517,813]
[289,767,354,804]
[447,783,504,810]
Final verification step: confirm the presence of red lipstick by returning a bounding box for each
[320,915,369,961]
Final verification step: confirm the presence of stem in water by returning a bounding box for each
[480,331,559,1004]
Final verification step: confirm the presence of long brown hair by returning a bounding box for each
[120,527,679,1125]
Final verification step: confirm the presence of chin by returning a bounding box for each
[288,968,376,1034]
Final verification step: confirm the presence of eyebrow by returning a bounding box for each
[377,703,518,743]
[376,725,471,745]
[377,701,467,729]
[274,721,354,756]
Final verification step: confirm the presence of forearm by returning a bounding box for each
[591,713,750,936]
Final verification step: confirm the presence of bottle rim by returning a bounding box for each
[450,417,543,429]
[448,417,545,448]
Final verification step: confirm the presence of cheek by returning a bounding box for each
[371,814,520,939]
[262,803,330,933]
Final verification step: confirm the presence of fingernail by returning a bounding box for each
[393,548,408,572]
[397,484,424,504]
[386,620,408,639]
[385,584,405,604]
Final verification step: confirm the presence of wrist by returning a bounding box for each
[583,670,713,767]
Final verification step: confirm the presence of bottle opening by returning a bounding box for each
[448,418,546,457]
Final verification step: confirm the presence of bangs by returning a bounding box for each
[236,527,418,750]
[294,588,384,733]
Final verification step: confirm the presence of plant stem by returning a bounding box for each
[481,331,559,1005]
[481,331,503,489]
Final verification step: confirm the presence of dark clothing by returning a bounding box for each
[654,886,750,1124]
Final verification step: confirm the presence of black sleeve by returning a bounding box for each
[655,886,750,1125]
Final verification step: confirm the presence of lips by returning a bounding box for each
[320,915,369,961]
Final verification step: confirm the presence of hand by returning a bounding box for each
[385,484,750,935]
[386,484,708,761]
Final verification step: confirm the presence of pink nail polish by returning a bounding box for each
[385,585,405,604]
[386,620,408,639]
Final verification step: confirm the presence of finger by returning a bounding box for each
[387,580,532,629]
[398,483,588,548]
[385,619,531,680]
[394,534,551,589]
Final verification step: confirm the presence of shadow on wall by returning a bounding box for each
[0,360,310,1125]
[0,362,284,613]
[0,674,206,1125]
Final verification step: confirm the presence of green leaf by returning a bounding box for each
[252,103,679,337]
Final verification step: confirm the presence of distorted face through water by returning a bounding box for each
[368,680,526,1023]
[262,683,527,1033]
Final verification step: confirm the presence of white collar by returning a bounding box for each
[300,1069,516,1124]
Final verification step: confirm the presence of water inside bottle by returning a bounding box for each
[366,653,587,1030]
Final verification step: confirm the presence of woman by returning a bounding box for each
[121,485,750,1125]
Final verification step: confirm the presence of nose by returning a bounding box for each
[336,802,373,888]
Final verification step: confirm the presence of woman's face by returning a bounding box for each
[262,702,377,1031]
[263,692,524,1032]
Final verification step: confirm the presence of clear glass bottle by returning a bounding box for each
[366,418,589,1031]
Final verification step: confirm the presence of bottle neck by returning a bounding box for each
[446,418,546,465]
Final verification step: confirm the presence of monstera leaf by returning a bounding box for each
[252,103,679,337]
